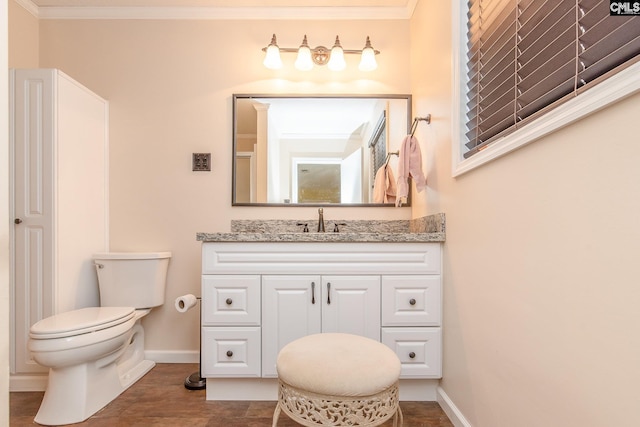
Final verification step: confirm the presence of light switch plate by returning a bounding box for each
[192,153,211,171]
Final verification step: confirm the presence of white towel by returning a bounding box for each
[372,164,396,204]
[396,135,426,207]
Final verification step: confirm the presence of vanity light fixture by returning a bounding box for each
[262,34,380,71]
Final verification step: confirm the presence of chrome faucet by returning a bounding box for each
[317,208,325,232]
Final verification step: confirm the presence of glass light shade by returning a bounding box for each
[295,46,313,71]
[359,47,377,71]
[327,46,346,71]
[263,44,283,70]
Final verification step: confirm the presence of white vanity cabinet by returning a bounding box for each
[261,275,380,377]
[200,241,442,399]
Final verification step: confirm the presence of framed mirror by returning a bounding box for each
[232,94,412,206]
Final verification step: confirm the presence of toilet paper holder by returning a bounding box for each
[175,294,206,390]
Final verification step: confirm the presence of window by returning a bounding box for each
[453,0,640,175]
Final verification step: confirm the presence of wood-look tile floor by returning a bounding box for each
[10,363,454,426]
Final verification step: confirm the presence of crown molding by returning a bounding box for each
[14,0,39,18]
[17,0,418,20]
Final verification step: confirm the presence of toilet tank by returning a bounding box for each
[93,252,171,309]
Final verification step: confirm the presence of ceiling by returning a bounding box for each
[22,0,418,19]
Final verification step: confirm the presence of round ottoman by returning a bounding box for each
[272,333,402,427]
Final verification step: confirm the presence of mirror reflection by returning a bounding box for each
[232,94,411,206]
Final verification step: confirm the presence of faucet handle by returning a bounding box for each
[296,222,309,233]
[333,223,347,233]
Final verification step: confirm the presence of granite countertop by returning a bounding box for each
[196,231,444,243]
[196,214,446,243]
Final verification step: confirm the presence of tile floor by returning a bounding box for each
[10,363,454,426]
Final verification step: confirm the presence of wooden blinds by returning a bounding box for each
[464,0,640,158]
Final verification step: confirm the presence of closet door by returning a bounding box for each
[11,70,55,374]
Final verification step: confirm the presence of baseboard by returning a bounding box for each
[10,351,198,392]
[437,386,472,427]
[10,374,47,392]
[145,350,199,363]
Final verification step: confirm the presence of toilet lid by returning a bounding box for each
[30,307,136,339]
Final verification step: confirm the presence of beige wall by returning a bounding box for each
[411,1,640,426]
[32,18,412,354]
[8,0,38,68]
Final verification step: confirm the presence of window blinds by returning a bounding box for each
[464,0,640,158]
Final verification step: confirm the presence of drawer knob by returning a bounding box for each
[226,350,233,357]
[409,352,416,359]
[225,298,233,305]
[409,298,416,306]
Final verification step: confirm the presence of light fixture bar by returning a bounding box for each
[262,34,380,71]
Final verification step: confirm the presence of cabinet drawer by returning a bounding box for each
[202,275,260,325]
[202,327,261,377]
[381,327,441,379]
[382,276,441,326]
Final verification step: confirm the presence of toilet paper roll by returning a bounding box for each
[175,294,198,313]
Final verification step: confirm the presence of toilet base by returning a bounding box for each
[34,320,153,426]
[34,358,156,426]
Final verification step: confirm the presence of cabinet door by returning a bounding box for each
[321,276,380,341]
[262,275,321,377]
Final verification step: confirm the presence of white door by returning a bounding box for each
[11,71,55,374]
[321,276,380,341]
[262,275,322,377]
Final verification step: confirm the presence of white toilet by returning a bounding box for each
[28,251,171,426]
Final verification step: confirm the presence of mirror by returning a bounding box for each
[232,94,412,206]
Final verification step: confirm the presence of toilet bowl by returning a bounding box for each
[28,252,171,426]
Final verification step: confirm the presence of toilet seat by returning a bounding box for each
[30,307,135,339]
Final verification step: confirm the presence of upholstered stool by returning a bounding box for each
[272,333,402,427]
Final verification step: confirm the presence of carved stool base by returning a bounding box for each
[272,379,403,427]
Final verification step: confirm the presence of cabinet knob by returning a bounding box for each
[409,352,416,359]
[225,298,233,305]
[226,350,233,357]
[409,298,416,306]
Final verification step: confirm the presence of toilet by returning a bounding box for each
[28,251,171,426]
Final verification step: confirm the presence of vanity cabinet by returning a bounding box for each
[261,275,380,377]
[200,241,442,395]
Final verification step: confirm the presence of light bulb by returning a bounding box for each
[295,35,314,71]
[263,34,283,70]
[327,36,346,71]
[358,36,378,71]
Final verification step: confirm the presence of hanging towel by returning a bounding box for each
[396,134,426,207]
[373,164,397,204]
